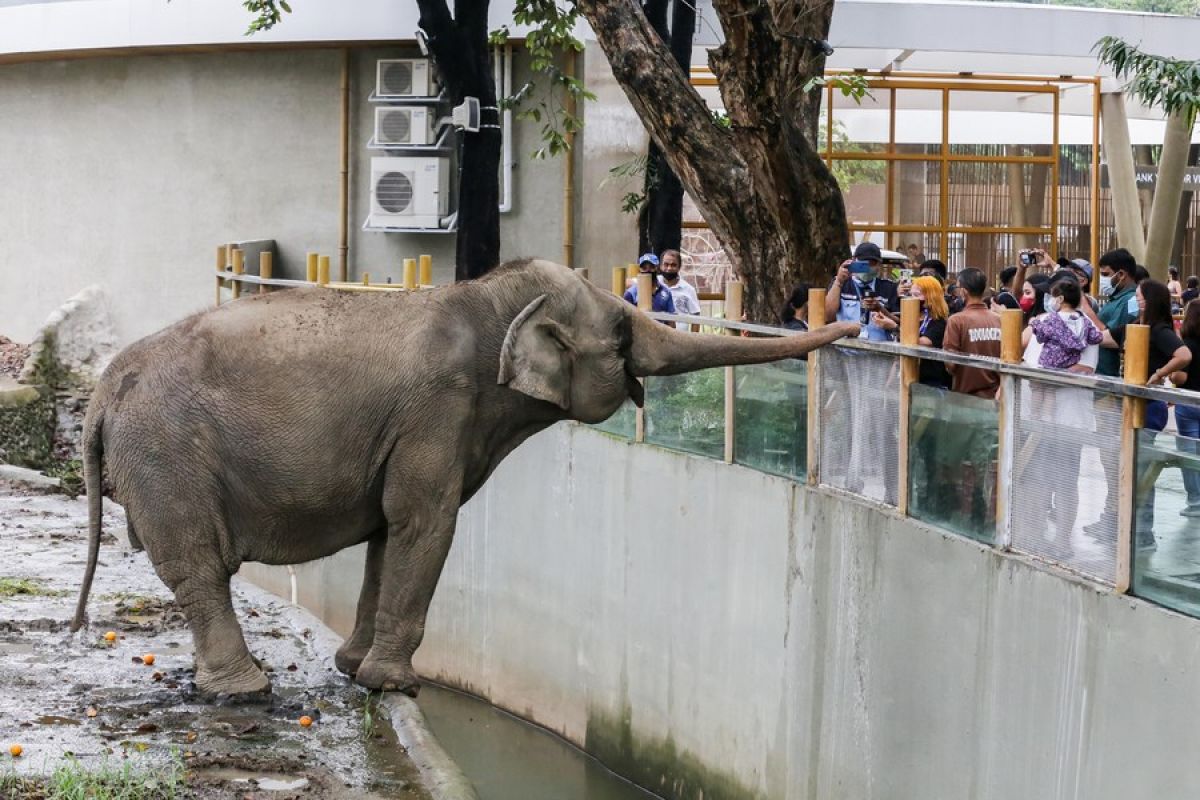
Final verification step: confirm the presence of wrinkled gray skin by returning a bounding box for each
[70,259,858,697]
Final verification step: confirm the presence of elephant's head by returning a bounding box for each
[496,260,858,423]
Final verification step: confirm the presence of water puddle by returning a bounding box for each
[417,684,658,800]
[34,715,80,726]
[194,766,309,790]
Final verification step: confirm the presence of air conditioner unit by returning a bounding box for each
[376,58,436,98]
[375,106,438,146]
[369,156,450,229]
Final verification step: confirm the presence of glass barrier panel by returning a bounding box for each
[592,399,636,440]
[733,360,807,481]
[1008,379,1123,585]
[1131,420,1200,617]
[907,383,999,543]
[839,159,888,227]
[819,347,900,506]
[891,159,942,229]
[644,368,726,460]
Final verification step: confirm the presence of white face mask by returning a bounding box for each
[1099,275,1114,297]
[1044,295,1061,314]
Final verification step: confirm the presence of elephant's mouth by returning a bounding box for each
[624,368,644,407]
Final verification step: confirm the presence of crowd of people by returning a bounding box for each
[819,241,1200,551]
[622,242,1200,552]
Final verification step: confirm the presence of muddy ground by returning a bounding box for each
[0,481,429,799]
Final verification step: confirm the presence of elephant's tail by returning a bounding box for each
[70,407,105,633]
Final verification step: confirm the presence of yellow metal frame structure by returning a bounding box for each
[688,69,1102,271]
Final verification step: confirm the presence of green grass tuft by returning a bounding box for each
[0,577,67,598]
[0,752,187,799]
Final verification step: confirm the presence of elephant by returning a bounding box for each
[70,258,858,697]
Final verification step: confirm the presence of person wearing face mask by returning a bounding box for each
[1100,279,1191,549]
[1073,249,1144,538]
[622,253,676,317]
[1016,273,1101,557]
[1028,279,1103,370]
[658,249,700,330]
[824,242,900,342]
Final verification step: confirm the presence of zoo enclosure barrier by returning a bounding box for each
[596,284,1200,622]
[213,245,1200,618]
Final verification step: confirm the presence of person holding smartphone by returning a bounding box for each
[824,242,900,342]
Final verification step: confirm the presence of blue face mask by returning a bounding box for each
[854,270,877,285]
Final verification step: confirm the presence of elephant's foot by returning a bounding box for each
[334,641,370,677]
[354,653,420,696]
[194,660,272,701]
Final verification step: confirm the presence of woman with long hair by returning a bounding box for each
[1103,279,1191,548]
[907,275,951,388]
[1173,300,1200,515]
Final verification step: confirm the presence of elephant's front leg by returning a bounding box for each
[334,529,387,677]
[354,482,461,695]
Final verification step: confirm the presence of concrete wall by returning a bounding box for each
[243,423,1200,799]
[0,45,569,345]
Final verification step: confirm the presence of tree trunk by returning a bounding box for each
[638,0,696,257]
[417,0,501,281]
[577,0,848,322]
[1144,111,1194,281]
[1100,92,1146,262]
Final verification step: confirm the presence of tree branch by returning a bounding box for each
[575,0,749,245]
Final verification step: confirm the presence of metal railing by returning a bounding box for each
[603,292,1200,612]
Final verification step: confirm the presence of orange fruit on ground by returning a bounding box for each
[299,716,313,728]
[141,654,155,666]
[9,744,22,757]
[103,631,117,642]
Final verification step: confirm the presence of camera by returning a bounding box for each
[1020,251,1035,267]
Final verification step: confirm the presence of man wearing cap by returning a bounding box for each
[623,253,677,316]
[824,241,901,342]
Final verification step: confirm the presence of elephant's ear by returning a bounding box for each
[498,294,573,410]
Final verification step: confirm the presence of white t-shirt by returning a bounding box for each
[664,278,701,330]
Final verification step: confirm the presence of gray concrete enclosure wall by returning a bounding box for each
[244,423,1200,799]
[0,46,569,345]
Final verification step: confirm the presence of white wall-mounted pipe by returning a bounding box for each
[495,44,514,214]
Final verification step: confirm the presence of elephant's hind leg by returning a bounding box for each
[177,570,270,697]
[149,543,270,698]
[335,529,387,677]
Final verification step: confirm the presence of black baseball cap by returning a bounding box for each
[853,242,882,261]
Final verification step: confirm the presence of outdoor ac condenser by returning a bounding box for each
[374,106,437,146]
[368,156,449,229]
[376,58,436,98]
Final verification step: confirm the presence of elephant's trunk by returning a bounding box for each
[625,309,855,377]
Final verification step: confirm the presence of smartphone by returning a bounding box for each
[899,268,913,281]
[849,260,873,273]
[1020,252,1035,266]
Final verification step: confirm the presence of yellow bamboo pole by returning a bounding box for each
[419,254,433,287]
[723,281,744,464]
[403,258,417,290]
[807,287,826,486]
[626,264,638,286]
[230,248,244,300]
[897,296,921,515]
[611,267,626,296]
[258,251,272,295]
[306,252,318,284]
[362,272,370,286]
[1116,324,1150,593]
[318,255,331,286]
[215,245,227,307]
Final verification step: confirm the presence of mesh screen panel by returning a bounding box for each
[819,347,900,505]
[1009,378,1123,584]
